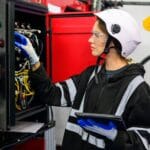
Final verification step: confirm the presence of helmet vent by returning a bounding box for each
[111,24,121,34]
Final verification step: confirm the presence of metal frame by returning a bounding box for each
[0,0,9,131]
[123,1,150,5]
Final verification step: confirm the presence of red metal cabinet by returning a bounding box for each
[30,0,75,7]
[46,0,74,7]
[12,138,45,150]
[46,12,97,82]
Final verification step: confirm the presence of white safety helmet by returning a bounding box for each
[94,9,141,57]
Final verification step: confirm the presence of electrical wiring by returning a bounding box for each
[15,69,35,111]
[15,23,43,111]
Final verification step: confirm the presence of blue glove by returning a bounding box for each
[77,118,118,141]
[14,31,39,65]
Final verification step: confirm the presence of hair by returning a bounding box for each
[97,17,108,34]
[97,18,122,55]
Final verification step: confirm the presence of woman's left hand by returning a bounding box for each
[77,118,118,141]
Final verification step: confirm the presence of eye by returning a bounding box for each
[92,31,105,38]
[94,32,100,38]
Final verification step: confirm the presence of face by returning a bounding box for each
[88,20,108,57]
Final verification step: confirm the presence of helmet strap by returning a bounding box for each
[94,36,112,84]
[97,35,112,65]
[104,35,113,54]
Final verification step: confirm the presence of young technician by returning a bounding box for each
[15,9,150,150]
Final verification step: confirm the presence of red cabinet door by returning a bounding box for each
[47,12,97,82]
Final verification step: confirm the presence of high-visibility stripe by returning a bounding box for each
[66,79,77,104]
[79,93,86,112]
[115,75,144,116]
[128,127,150,150]
[87,135,105,149]
[88,69,96,82]
[66,122,83,135]
[128,127,150,133]
[56,83,67,106]
[135,131,149,150]
[68,74,145,149]
[82,130,88,140]
[89,66,101,83]
[78,72,95,112]
[66,66,105,148]
[79,66,102,112]
[70,108,81,118]
[56,79,76,106]
[115,75,148,148]
[66,122,105,149]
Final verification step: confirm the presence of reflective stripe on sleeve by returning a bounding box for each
[135,131,149,150]
[66,122,105,149]
[128,127,150,150]
[66,79,77,104]
[88,134,105,149]
[115,75,148,150]
[70,108,80,118]
[55,83,67,106]
[128,127,150,133]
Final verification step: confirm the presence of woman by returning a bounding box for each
[15,9,150,150]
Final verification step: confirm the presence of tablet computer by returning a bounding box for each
[75,112,126,130]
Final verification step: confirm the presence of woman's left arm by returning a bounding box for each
[111,82,150,150]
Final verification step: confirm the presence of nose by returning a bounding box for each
[88,35,93,43]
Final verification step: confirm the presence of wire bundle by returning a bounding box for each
[14,22,43,111]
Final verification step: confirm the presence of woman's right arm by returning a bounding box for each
[29,63,79,107]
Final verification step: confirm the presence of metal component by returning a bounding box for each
[92,0,102,11]
[0,0,7,131]
[45,106,56,150]
[93,0,150,11]
[122,1,150,6]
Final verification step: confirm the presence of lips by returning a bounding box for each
[91,46,95,50]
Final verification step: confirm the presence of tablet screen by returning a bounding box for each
[75,112,126,130]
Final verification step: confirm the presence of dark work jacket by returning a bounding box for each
[29,63,150,150]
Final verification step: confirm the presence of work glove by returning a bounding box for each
[77,118,118,141]
[14,31,39,65]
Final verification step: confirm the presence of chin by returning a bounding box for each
[91,52,99,57]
